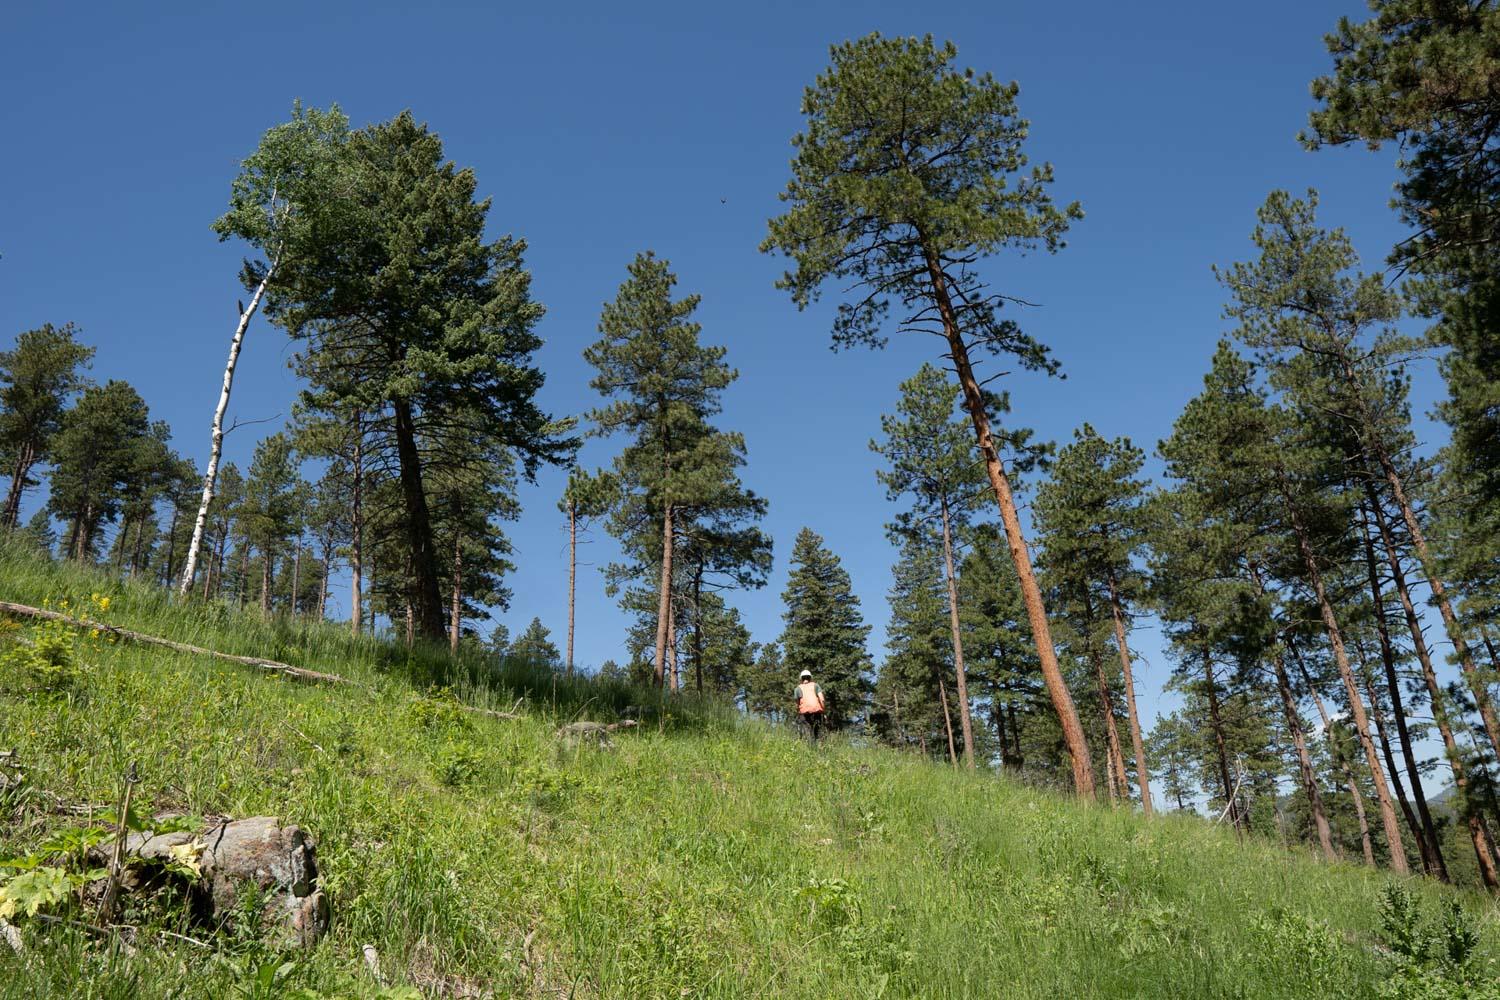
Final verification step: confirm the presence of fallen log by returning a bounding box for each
[0,601,357,687]
[0,600,524,721]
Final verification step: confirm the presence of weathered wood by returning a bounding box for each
[0,600,355,686]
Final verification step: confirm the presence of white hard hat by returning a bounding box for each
[799,670,812,680]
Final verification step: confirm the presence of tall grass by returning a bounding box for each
[1,543,1497,998]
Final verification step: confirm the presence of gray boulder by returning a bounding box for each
[123,815,329,946]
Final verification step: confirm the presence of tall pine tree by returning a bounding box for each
[762,33,1095,795]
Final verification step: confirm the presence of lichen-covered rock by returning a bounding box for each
[124,816,329,946]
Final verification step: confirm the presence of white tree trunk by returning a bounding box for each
[177,266,274,596]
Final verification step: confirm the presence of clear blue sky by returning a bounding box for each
[2,1,1441,733]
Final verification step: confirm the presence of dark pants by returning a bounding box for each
[801,711,824,744]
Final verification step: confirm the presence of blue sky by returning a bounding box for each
[1,1,1442,733]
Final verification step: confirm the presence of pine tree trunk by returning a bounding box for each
[1370,492,1500,888]
[179,268,274,596]
[113,520,129,573]
[566,500,576,676]
[1247,558,1336,858]
[450,533,463,655]
[260,550,272,618]
[319,554,329,621]
[1084,590,1129,805]
[77,504,96,561]
[392,398,444,641]
[1275,647,1338,860]
[1290,637,1376,867]
[129,518,145,577]
[1362,665,1431,874]
[1277,472,1408,873]
[939,499,975,768]
[653,504,674,689]
[1358,502,1447,879]
[938,674,958,768]
[163,507,180,588]
[1203,651,1240,830]
[919,245,1094,798]
[351,409,363,636]
[1106,573,1152,815]
[290,541,302,618]
[1096,654,1129,806]
[236,543,249,609]
[993,700,1008,770]
[1008,701,1023,770]
[2,442,36,531]
[1371,448,1500,766]
[667,601,680,692]
[693,560,704,694]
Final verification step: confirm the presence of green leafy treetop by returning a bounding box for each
[46,380,152,562]
[0,324,94,531]
[268,111,571,640]
[763,32,1094,795]
[779,527,873,729]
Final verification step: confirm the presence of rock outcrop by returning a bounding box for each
[122,815,328,946]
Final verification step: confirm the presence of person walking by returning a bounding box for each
[794,669,826,744]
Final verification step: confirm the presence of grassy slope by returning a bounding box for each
[1,545,1497,999]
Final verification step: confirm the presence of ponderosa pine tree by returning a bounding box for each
[585,251,737,688]
[876,529,958,761]
[267,111,567,640]
[180,103,349,596]
[306,467,350,620]
[559,468,619,674]
[0,324,93,531]
[762,33,1094,796]
[1155,385,1340,859]
[958,523,1041,774]
[201,462,244,601]
[1161,345,1409,871]
[156,454,202,589]
[47,381,152,561]
[293,402,372,633]
[424,415,521,652]
[677,501,772,694]
[780,528,873,729]
[240,433,301,618]
[1146,713,1199,812]
[872,363,987,766]
[1034,425,1155,813]
[110,422,174,579]
[1221,189,1500,762]
[1305,2,1500,511]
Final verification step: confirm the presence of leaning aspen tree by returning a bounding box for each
[763,35,1094,796]
[179,104,348,596]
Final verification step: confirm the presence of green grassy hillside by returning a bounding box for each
[1,545,1497,999]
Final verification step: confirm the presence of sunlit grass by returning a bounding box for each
[1,542,1496,998]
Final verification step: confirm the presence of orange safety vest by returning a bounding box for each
[796,681,825,714]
